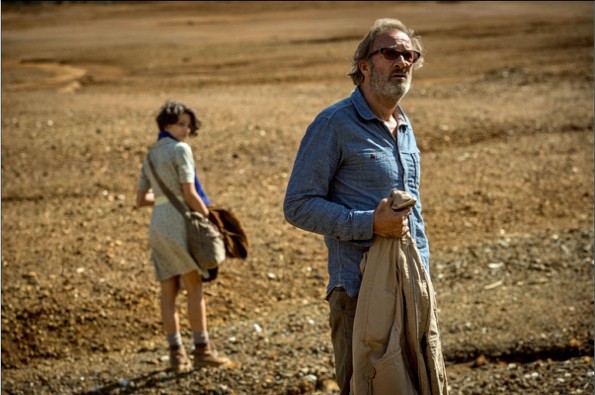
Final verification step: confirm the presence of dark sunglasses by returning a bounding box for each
[368,47,421,63]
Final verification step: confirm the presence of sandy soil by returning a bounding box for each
[1,1,594,394]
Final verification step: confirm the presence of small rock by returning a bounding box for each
[569,338,581,348]
[320,379,340,392]
[117,378,129,387]
[473,354,487,367]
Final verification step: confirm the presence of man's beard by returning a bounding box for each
[370,64,411,102]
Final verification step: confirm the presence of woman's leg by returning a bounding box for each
[180,270,230,367]
[180,270,206,332]
[160,276,181,335]
[161,276,190,372]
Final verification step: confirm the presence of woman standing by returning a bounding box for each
[136,101,229,373]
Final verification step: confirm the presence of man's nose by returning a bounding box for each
[394,54,411,65]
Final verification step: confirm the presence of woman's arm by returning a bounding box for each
[181,183,209,216]
[136,189,155,208]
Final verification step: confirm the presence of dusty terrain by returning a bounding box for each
[1,1,594,394]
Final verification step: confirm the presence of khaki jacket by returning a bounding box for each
[351,191,448,395]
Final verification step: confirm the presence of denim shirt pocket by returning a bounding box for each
[349,151,393,191]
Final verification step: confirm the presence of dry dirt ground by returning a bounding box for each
[1,1,594,394]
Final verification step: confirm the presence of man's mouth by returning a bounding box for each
[391,73,407,80]
[390,68,408,79]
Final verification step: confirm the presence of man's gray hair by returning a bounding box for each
[348,18,425,86]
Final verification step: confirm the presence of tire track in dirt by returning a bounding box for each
[3,59,86,93]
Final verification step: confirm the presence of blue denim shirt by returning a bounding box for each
[284,87,429,299]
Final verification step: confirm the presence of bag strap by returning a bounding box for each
[147,152,188,217]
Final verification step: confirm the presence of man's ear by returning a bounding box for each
[359,59,370,79]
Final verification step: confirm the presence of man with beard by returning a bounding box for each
[284,18,429,394]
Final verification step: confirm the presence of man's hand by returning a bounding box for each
[373,198,410,238]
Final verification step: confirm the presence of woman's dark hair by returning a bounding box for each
[156,101,201,137]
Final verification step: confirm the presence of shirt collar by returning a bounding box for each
[396,110,409,133]
[351,87,411,132]
[351,87,378,121]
